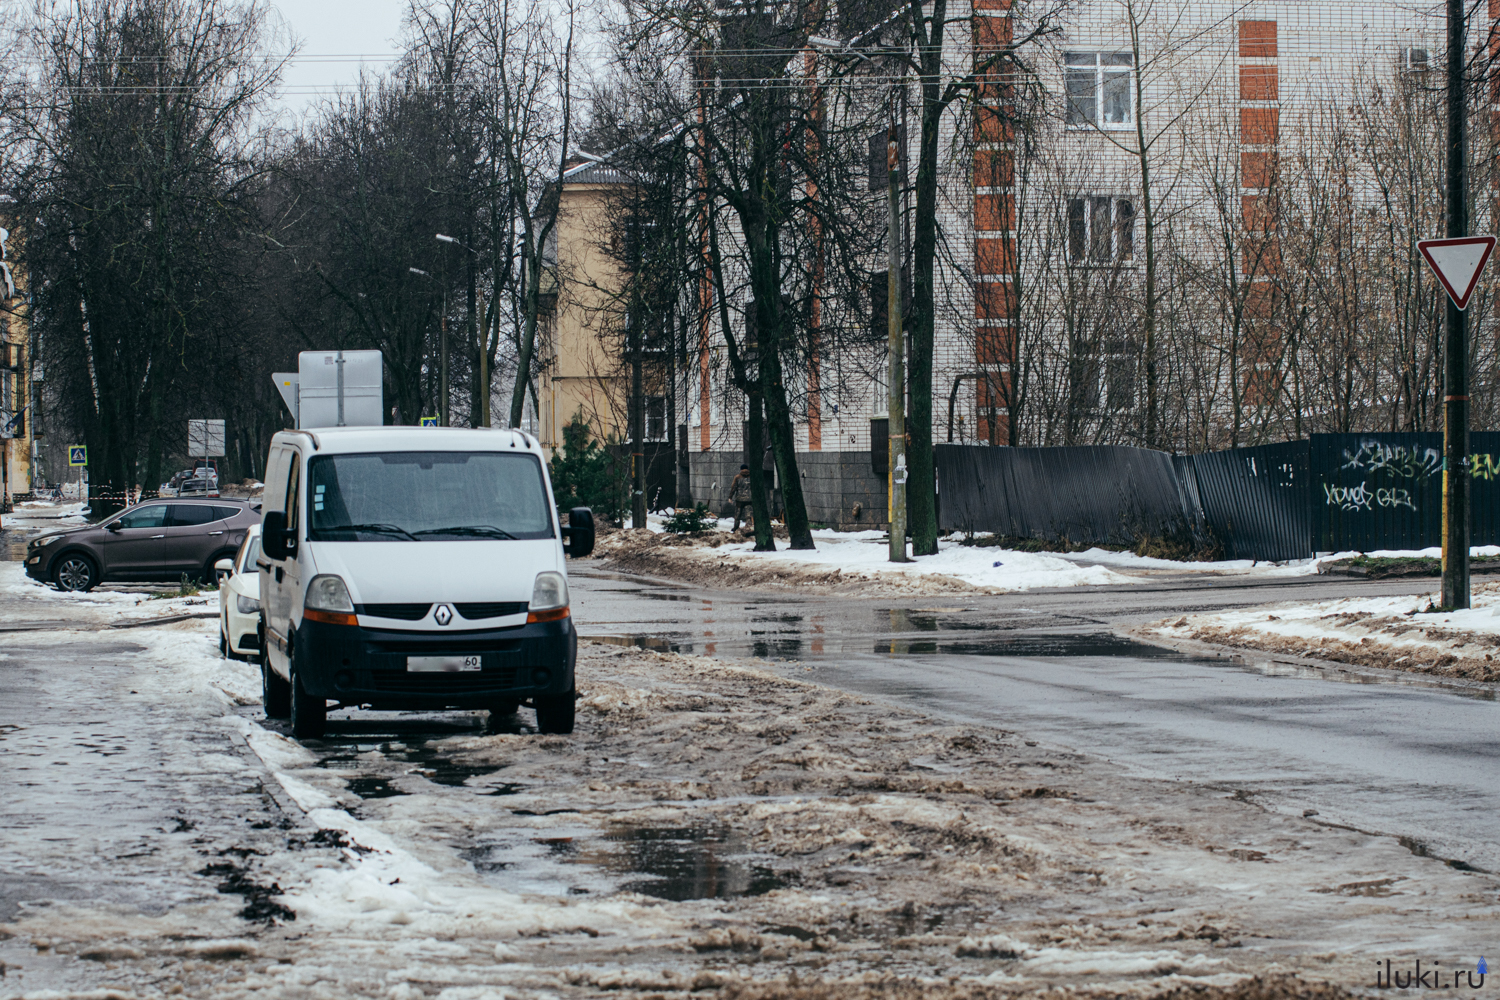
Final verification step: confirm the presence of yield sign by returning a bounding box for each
[1418,236,1496,310]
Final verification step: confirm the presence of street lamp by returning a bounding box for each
[434,234,490,427]
[808,35,909,562]
[408,266,446,426]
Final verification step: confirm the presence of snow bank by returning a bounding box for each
[706,533,1132,591]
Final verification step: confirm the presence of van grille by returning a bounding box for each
[357,603,431,621]
[456,602,527,620]
[369,668,519,693]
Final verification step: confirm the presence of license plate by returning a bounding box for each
[407,655,483,672]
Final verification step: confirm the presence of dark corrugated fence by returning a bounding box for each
[934,444,1198,546]
[936,433,1500,562]
[1311,432,1500,552]
[1179,441,1310,561]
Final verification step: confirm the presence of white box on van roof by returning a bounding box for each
[295,350,383,429]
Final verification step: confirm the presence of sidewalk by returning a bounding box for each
[1144,581,1500,682]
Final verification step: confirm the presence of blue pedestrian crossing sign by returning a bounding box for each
[68,445,87,467]
[420,417,438,427]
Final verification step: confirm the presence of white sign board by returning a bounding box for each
[187,419,226,458]
[1418,236,1496,311]
[297,350,383,429]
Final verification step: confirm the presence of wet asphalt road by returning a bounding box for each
[570,567,1500,872]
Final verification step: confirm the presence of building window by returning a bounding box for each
[1065,51,1134,128]
[645,396,668,441]
[1400,46,1429,73]
[1067,196,1135,263]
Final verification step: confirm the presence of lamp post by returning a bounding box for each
[436,234,488,427]
[808,36,909,562]
[408,266,446,426]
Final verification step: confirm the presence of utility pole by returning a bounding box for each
[630,306,646,529]
[887,122,909,563]
[1442,0,1469,609]
[478,295,490,427]
[440,291,450,427]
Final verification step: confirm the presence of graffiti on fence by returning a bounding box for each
[1341,440,1443,479]
[1322,482,1416,512]
[1470,453,1500,481]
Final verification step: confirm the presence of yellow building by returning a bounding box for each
[0,222,32,510]
[535,159,632,454]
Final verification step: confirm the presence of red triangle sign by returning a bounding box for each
[1418,236,1496,310]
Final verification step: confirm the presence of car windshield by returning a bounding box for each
[238,536,262,572]
[306,451,554,542]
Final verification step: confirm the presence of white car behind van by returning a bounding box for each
[256,427,594,739]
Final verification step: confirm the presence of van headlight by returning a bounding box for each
[529,571,568,612]
[305,574,355,613]
[235,593,261,614]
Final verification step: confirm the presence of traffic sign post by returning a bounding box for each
[67,445,86,504]
[1418,235,1493,610]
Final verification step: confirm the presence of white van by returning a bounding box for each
[255,427,594,739]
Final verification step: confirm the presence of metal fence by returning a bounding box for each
[934,443,1198,547]
[936,433,1500,562]
[1179,441,1310,561]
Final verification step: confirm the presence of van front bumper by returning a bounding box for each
[291,615,576,710]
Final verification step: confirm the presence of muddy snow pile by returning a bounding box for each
[1143,582,1500,682]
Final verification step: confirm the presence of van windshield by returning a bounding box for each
[306,451,554,542]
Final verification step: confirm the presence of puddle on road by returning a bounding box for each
[600,824,790,901]
[464,822,791,901]
[315,737,503,792]
[585,634,685,652]
[344,776,403,799]
[874,632,1187,659]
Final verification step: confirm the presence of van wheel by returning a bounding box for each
[534,689,575,735]
[289,650,326,739]
[53,554,98,593]
[263,653,291,720]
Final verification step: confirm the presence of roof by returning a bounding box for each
[273,426,544,455]
[562,158,634,186]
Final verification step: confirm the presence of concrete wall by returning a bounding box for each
[687,450,887,530]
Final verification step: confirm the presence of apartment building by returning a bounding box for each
[0,222,31,510]
[556,2,1465,525]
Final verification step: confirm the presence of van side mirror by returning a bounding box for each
[562,507,595,558]
[262,510,295,560]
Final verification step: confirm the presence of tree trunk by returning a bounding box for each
[907,0,946,557]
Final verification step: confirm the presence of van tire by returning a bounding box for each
[534,689,575,735]
[263,653,291,719]
[289,648,326,738]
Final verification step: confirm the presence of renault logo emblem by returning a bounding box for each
[434,604,453,626]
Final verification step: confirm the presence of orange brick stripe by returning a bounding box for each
[972,9,1015,445]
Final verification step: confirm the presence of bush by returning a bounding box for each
[662,503,716,534]
[549,414,628,523]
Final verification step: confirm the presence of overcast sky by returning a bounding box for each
[271,0,409,115]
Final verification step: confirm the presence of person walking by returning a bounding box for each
[730,463,754,533]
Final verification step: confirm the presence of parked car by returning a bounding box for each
[257,426,594,739]
[217,524,262,660]
[25,497,261,592]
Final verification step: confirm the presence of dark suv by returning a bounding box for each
[24,498,261,592]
